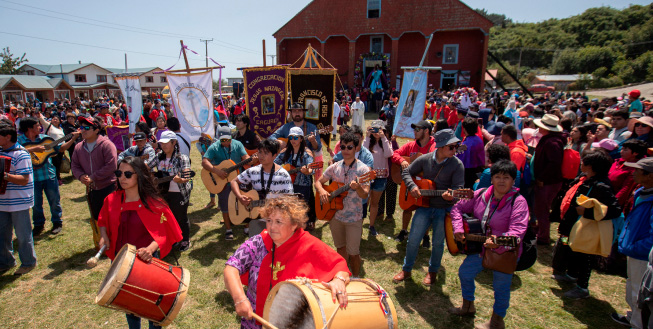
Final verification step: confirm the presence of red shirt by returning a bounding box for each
[391,136,436,165]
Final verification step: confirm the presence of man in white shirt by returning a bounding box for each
[351,96,366,131]
[609,110,632,143]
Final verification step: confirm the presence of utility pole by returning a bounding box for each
[200,39,213,67]
[267,55,277,65]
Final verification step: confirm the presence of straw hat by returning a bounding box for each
[533,114,562,132]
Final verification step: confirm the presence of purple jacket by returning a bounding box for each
[457,135,485,169]
[71,135,117,190]
[451,187,529,256]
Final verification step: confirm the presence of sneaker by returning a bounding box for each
[305,222,315,232]
[422,235,430,248]
[551,273,577,283]
[32,225,44,236]
[395,230,407,242]
[563,286,590,300]
[0,263,17,273]
[204,201,216,209]
[14,265,35,276]
[51,223,62,235]
[610,313,630,326]
[179,241,191,252]
[369,226,378,237]
[225,230,234,241]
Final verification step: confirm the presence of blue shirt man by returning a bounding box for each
[270,103,322,153]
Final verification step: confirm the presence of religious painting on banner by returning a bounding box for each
[115,75,143,133]
[106,125,130,152]
[242,66,288,138]
[392,69,428,139]
[165,70,215,141]
[287,69,336,144]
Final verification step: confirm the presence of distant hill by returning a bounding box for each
[479,4,653,89]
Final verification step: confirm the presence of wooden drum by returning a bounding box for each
[95,244,190,326]
[263,278,398,329]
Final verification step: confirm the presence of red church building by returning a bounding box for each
[274,0,493,92]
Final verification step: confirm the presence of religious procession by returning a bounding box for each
[2,0,653,328]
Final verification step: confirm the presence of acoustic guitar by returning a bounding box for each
[153,171,196,194]
[200,135,259,169]
[201,155,257,194]
[390,144,467,185]
[444,213,519,256]
[23,133,77,167]
[282,161,323,184]
[228,189,265,225]
[398,178,473,211]
[315,170,377,221]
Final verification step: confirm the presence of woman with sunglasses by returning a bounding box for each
[98,156,182,329]
[627,116,653,148]
[274,127,316,229]
[148,131,192,251]
[364,120,393,236]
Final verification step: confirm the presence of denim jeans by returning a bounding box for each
[459,254,513,317]
[126,313,161,329]
[402,207,449,273]
[0,209,37,268]
[32,178,63,225]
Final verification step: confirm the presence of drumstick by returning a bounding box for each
[86,245,107,268]
[250,313,279,329]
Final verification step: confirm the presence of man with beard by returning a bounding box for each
[270,103,321,153]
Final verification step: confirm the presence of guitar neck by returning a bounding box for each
[225,157,253,173]
[44,133,74,150]
[463,234,489,243]
[328,183,351,202]
[419,189,449,197]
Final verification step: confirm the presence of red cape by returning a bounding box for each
[97,190,183,260]
[255,229,350,320]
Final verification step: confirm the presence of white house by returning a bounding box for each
[106,67,167,96]
[19,63,119,99]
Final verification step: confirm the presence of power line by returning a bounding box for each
[0,0,263,55]
[0,31,259,66]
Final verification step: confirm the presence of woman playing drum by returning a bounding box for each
[98,156,182,329]
[224,195,350,329]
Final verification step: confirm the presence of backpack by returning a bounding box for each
[562,148,581,180]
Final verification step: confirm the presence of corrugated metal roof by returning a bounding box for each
[0,75,57,89]
[535,74,591,82]
[21,63,110,74]
[105,67,160,74]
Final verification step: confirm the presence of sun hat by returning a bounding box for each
[533,114,562,132]
[288,127,304,137]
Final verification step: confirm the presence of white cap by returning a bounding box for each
[158,131,177,143]
[288,127,304,137]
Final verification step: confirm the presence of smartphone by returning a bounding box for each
[371,127,380,133]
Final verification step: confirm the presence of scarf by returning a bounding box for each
[560,176,588,219]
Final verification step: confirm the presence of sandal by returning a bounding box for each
[204,201,216,209]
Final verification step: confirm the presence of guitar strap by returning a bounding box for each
[259,165,276,199]
[481,189,503,235]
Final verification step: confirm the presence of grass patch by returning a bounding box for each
[0,114,629,328]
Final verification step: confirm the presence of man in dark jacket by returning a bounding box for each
[533,114,566,244]
[612,158,653,328]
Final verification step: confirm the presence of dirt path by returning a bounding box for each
[586,82,653,99]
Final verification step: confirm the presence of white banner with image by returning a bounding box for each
[115,75,143,133]
[165,70,214,141]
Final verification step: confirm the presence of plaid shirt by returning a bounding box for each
[17,134,57,182]
[149,150,192,204]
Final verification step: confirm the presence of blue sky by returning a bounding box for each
[0,0,649,79]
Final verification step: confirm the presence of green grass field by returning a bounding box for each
[0,115,631,328]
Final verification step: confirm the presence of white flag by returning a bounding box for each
[115,75,143,133]
[165,71,214,141]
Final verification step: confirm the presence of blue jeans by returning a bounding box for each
[0,209,37,268]
[402,207,448,273]
[33,178,63,225]
[126,313,161,329]
[459,254,513,317]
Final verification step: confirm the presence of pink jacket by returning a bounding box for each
[71,135,118,190]
[451,187,529,256]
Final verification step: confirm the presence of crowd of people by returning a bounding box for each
[1,84,653,328]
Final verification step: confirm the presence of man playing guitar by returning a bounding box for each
[316,132,371,277]
[393,128,465,286]
[201,126,250,241]
[270,103,321,153]
[391,120,436,243]
[230,139,293,237]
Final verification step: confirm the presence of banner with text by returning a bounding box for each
[392,69,428,139]
[288,69,336,144]
[242,66,287,138]
[165,70,214,141]
[106,125,131,152]
[115,75,143,133]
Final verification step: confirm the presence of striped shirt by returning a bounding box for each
[0,144,34,211]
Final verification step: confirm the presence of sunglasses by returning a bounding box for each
[635,123,649,128]
[114,170,135,179]
[288,136,301,140]
[80,125,93,131]
[342,145,356,150]
[220,138,231,142]
[447,144,461,150]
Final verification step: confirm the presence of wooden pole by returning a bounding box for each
[263,40,267,67]
[180,40,191,73]
[419,33,434,67]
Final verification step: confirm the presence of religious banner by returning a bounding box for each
[287,69,336,144]
[106,125,131,152]
[114,75,143,133]
[242,66,288,138]
[165,70,214,141]
[392,69,428,139]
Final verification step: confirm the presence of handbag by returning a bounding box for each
[482,244,518,274]
[60,154,71,174]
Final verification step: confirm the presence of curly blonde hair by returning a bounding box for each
[259,195,309,228]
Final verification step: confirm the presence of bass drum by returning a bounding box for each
[264,278,398,329]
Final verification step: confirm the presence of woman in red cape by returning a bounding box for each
[98,156,182,329]
[224,195,350,329]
